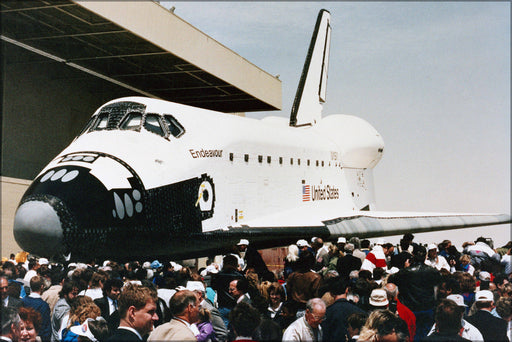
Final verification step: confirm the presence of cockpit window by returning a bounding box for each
[78,116,96,136]
[120,112,142,131]
[163,115,185,138]
[92,113,109,130]
[144,114,165,137]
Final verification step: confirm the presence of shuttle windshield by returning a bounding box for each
[79,103,185,140]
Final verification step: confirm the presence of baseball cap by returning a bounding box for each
[479,271,491,281]
[237,239,249,246]
[38,258,49,265]
[70,318,103,342]
[150,260,163,269]
[475,290,494,302]
[446,294,467,307]
[427,244,438,251]
[337,237,347,244]
[186,281,205,293]
[296,239,310,248]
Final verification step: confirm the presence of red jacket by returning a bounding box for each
[397,298,416,342]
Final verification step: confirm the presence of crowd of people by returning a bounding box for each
[1,234,512,342]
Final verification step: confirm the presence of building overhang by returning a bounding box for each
[1,0,282,113]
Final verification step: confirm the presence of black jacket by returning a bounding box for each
[466,310,509,342]
[336,254,362,279]
[6,296,22,309]
[244,247,269,277]
[107,328,142,342]
[210,269,243,309]
[94,296,120,335]
[421,332,471,341]
[388,262,442,311]
[321,298,366,342]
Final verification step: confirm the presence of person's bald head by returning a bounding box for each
[384,283,398,300]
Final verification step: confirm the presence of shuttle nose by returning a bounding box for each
[14,200,64,257]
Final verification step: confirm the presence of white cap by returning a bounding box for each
[38,258,49,265]
[311,237,317,243]
[237,239,249,246]
[446,294,467,307]
[206,264,219,274]
[475,290,494,302]
[201,264,219,277]
[70,318,100,342]
[296,239,310,248]
[479,271,491,281]
[337,237,347,244]
[427,243,438,251]
[186,281,205,293]
[142,261,151,269]
[170,261,182,271]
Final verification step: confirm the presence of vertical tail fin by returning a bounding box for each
[289,9,331,127]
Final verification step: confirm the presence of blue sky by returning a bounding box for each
[161,2,510,247]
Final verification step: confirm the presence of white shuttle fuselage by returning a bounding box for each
[48,97,383,230]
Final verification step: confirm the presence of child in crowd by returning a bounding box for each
[195,307,215,342]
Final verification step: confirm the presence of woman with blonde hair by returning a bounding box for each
[259,280,273,301]
[459,254,475,275]
[358,310,409,342]
[60,296,102,342]
[284,244,300,278]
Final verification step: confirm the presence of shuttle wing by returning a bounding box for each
[199,211,511,252]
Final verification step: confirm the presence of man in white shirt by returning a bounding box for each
[427,294,484,341]
[424,244,450,272]
[94,278,123,336]
[283,298,326,342]
[229,279,251,305]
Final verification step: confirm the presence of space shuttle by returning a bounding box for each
[13,10,510,261]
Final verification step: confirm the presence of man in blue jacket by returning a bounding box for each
[22,276,51,341]
[321,277,365,342]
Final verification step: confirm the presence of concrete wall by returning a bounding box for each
[2,43,134,180]
[1,177,30,257]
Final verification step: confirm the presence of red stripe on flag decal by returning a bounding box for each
[303,185,311,201]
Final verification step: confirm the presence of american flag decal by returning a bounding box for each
[302,185,311,201]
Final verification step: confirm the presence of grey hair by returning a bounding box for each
[1,307,20,335]
[306,298,326,312]
[384,283,399,299]
[344,243,355,253]
[349,237,361,249]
